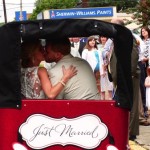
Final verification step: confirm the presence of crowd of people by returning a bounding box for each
[69,35,114,99]
[20,18,150,142]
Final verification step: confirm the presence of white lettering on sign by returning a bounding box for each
[76,11,96,15]
[56,12,75,16]
[97,10,112,15]
[19,114,108,149]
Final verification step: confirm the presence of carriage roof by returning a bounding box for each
[0,19,133,110]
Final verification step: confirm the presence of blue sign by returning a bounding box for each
[15,11,27,21]
[49,7,113,19]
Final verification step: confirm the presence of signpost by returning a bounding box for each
[2,0,7,23]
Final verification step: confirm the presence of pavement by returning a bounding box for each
[129,111,150,150]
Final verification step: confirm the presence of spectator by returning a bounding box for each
[145,66,150,110]
[69,37,81,58]
[97,36,113,100]
[71,37,86,56]
[140,26,150,117]
[140,26,150,66]
[82,36,104,92]
[133,32,149,118]
[103,18,140,141]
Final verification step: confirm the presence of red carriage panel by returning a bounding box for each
[0,100,129,150]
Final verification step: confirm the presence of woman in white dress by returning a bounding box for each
[145,67,150,110]
[82,36,104,93]
[97,36,113,100]
[21,40,77,99]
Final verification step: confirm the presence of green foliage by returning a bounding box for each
[0,22,5,27]
[29,0,79,20]
[88,0,138,12]
[136,0,150,26]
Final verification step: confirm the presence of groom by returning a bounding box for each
[42,38,100,100]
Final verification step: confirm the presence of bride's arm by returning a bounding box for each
[38,65,77,99]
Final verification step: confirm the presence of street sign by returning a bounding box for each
[15,11,27,21]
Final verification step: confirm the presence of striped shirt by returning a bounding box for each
[143,38,150,58]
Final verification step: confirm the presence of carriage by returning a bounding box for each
[0,18,133,150]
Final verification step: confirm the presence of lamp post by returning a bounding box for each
[20,0,23,21]
[2,0,7,23]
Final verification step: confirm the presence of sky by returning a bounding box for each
[0,0,36,23]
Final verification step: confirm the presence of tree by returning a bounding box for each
[88,0,138,12]
[29,0,79,20]
[136,0,150,26]
[82,0,89,7]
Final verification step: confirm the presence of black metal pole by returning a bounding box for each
[2,0,7,23]
[20,0,22,21]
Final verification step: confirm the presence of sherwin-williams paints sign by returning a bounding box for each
[49,7,113,19]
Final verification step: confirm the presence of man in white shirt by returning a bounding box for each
[71,37,86,56]
[69,37,81,57]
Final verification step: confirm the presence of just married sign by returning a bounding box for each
[19,114,108,149]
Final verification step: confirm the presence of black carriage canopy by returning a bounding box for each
[0,19,133,110]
